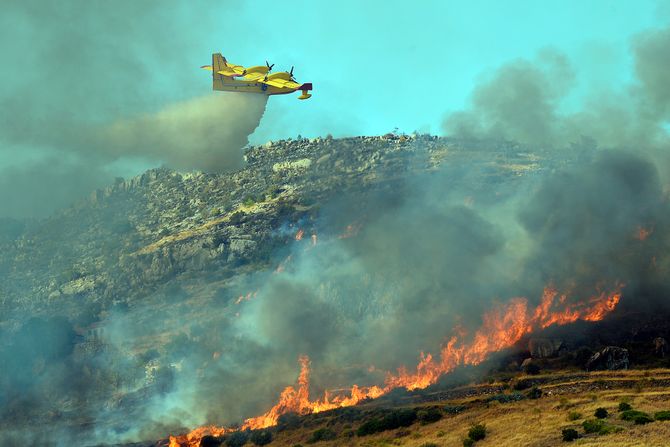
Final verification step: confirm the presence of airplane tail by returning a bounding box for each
[211,53,227,90]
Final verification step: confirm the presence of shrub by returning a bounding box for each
[308,428,336,443]
[633,413,654,425]
[618,402,632,412]
[277,412,301,431]
[200,435,222,447]
[513,378,533,390]
[561,428,579,442]
[655,410,670,421]
[419,444,439,447]
[488,392,525,403]
[463,439,475,447]
[594,408,609,419]
[526,387,543,399]
[225,431,249,447]
[582,419,605,434]
[567,411,582,421]
[381,408,417,429]
[229,211,245,226]
[356,419,382,436]
[524,363,541,375]
[445,404,467,414]
[468,423,487,441]
[417,407,443,424]
[621,409,653,424]
[250,430,272,446]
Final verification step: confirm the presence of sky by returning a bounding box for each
[0,0,668,218]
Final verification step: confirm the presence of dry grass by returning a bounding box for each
[263,369,670,447]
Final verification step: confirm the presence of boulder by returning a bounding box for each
[227,238,257,262]
[586,346,629,371]
[528,338,563,358]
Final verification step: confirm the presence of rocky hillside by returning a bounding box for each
[0,134,565,325]
[1,134,603,445]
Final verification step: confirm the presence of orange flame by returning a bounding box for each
[635,226,652,241]
[168,283,622,446]
[338,223,362,239]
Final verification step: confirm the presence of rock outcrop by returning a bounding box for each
[586,346,630,371]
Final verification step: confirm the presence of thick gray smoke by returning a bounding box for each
[443,27,670,150]
[0,1,266,218]
[2,18,670,447]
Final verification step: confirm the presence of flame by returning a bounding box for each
[635,226,652,241]
[235,291,258,305]
[169,425,230,447]
[168,283,622,446]
[295,229,304,241]
[242,356,383,431]
[338,223,362,239]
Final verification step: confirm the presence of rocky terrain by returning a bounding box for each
[0,134,567,323]
[0,134,644,446]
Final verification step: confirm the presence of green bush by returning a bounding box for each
[468,423,487,441]
[562,428,579,442]
[463,439,475,447]
[621,409,654,424]
[526,386,543,399]
[567,411,582,421]
[308,428,336,443]
[633,413,654,425]
[618,402,632,412]
[655,410,670,421]
[250,430,272,446]
[594,408,609,419]
[356,419,383,436]
[382,408,417,429]
[582,419,605,434]
[417,407,443,424]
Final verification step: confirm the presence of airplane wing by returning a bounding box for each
[242,72,266,82]
[205,53,246,78]
[262,78,300,89]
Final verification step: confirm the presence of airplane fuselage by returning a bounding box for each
[213,78,297,96]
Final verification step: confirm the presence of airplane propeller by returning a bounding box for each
[289,66,295,80]
[266,61,274,72]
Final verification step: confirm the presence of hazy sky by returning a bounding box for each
[0,0,668,217]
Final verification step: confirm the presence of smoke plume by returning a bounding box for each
[443,27,670,150]
[0,1,266,218]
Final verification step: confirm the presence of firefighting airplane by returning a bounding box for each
[201,53,312,100]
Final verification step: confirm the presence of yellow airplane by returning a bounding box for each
[201,53,312,100]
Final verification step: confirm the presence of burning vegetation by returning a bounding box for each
[169,284,622,446]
